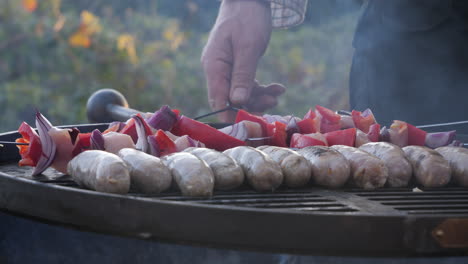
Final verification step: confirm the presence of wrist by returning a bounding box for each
[223,0,270,8]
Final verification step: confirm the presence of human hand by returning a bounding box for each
[201,0,285,122]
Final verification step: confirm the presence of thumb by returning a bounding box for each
[229,46,261,106]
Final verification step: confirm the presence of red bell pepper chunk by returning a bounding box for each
[120,114,153,143]
[151,130,177,157]
[407,123,427,146]
[172,109,181,117]
[367,123,381,142]
[351,110,376,133]
[266,121,287,147]
[303,108,316,120]
[290,133,327,148]
[235,109,268,136]
[315,105,341,123]
[319,121,342,134]
[297,118,319,134]
[71,132,92,156]
[16,122,42,167]
[171,116,246,151]
[315,105,341,133]
[324,128,357,147]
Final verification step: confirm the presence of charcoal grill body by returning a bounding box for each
[1,124,468,263]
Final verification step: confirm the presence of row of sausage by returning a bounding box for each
[65,142,468,196]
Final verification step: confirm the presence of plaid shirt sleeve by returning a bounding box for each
[269,0,308,28]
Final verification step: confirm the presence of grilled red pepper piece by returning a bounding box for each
[71,132,91,156]
[351,110,376,133]
[235,109,268,136]
[324,128,356,147]
[16,122,42,167]
[172,109,181,117]
[150,130,177,157]
[266,121,287,147]
[406,123,427,146]
[120,113,153,143]
[290,133,327,148]
[315,105,341,133]
[297,118,318,134]
[171,116,246,151]
[315,105,340,123]
[299,108,321,134]
[303,108,316,120]
[367,123,381,142]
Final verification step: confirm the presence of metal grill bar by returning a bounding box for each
[3,163,468,216]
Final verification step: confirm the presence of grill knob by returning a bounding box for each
[86,88,142,123]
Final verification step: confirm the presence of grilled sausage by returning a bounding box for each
[184,147,244,190]
[297,146,350,188]
[359,142,412,187]
[67,150,130,194]
[403,146,451,187]
[163,152,214,197]
[331,145,388,189]
[117,148,172,193]
[436,146,468,187]
[223,146,283,191]
[257,145,311,188]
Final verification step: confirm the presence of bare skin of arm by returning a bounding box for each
[202,0,285,122]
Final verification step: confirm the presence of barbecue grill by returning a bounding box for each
[1,90,468,261]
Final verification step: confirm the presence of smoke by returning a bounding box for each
[350,0,468,133]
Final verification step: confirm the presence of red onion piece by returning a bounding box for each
[219,122,249,141]
[147,135,160,157]
[90,129,105,150]
[355,129,370,147]
[146,105,178,131]
[107,121,125,132]
[163,130,179,141]
[133,115,149,153]
[379,126,390,142]
[286,116,300,139]
[340,115,355,129]
[425,131,456,149]
[263,114,288,124]
[448,140,463,147]
[68,127,80,145]
[32,111,57,176]
[389,121,408,148]
[362,108,374,118]
[186,136,197,147]
[174,135,198,151]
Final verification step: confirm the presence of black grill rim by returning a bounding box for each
[2,124,468,256]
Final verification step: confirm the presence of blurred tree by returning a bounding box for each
[0,0,360,132]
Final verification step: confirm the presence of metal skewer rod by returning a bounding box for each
[0,141,29,145]
[416,120,468,129]
[193,105,241,120]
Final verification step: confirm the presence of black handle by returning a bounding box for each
[86,89,143,123]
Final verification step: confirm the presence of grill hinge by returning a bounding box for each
[432,218,468,248]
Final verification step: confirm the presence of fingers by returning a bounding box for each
[245,82,286,112]
[251,82,286,96]
[202,26,235,122]
[246,94,279,113]
[229,50,259,106]
[204,59,237,122]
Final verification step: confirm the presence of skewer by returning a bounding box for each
[416,120,468,129]
[0,141,29,146]
[193,105,241,120]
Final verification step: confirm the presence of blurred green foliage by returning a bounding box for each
[0,0,359,132]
